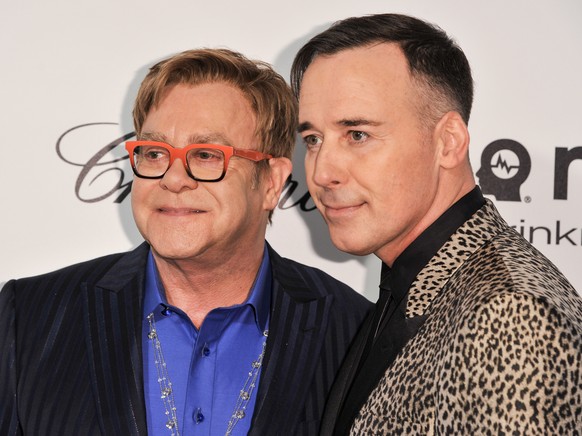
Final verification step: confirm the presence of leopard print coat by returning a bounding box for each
[351,200,582,435]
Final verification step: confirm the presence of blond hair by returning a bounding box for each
[133,48,297,159]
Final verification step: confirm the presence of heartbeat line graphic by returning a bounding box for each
[492,153,520,173]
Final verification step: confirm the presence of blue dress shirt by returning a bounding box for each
[142,247,271,436]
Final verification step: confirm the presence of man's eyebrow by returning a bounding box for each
[297,121,313,133]
[337,118,381,127]
[137,132,233,146]
[139,132,168,142]
[187,133,232,146]
[297,119,381,133]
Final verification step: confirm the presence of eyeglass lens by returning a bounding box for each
[133,145,225,180]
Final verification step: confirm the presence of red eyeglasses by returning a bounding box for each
[125,140,272,182]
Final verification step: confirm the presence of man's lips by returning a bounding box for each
[157,207,206,215]
[321,201,364,218]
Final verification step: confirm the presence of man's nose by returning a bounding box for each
[160,159,199,192]
[310,141,346,188]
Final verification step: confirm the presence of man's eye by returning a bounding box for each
[349,131,368,142]
[303,135,322,148]
[144,150,166,160]
[189,148,224,164]
[197,151,220,160]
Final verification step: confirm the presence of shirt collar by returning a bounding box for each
[142,245,272,333]
[383,186,486,303]
[244,245,272,332]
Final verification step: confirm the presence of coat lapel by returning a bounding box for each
[82,244,149,435]
[319,312,373,436]
[404,199,507,319]
[249,247,334,435]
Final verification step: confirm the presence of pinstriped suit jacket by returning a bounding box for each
[0,242,371,435]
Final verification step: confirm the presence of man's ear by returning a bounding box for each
[262,157,293,211]
[434,111,470,169]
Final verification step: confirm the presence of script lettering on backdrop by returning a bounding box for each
[55,122,316,210]
[56,122,134,203]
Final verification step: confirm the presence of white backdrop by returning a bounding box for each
[1,0,580,301]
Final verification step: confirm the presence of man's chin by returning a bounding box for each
[150,243,204,263]
[330,236,375,257]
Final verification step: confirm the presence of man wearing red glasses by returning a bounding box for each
[0,49,371,436]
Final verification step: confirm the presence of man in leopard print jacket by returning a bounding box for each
[291,13,582,435]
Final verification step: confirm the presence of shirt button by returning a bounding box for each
[202,344,210,357]
[194,408,204,424]
[161,305,171,316]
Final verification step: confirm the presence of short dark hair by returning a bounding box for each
[291,13,474,124]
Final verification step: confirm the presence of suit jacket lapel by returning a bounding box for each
[319,312,373,436]
[405,199,507,319]
[82,244,149,435]
[249,246,334,435]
